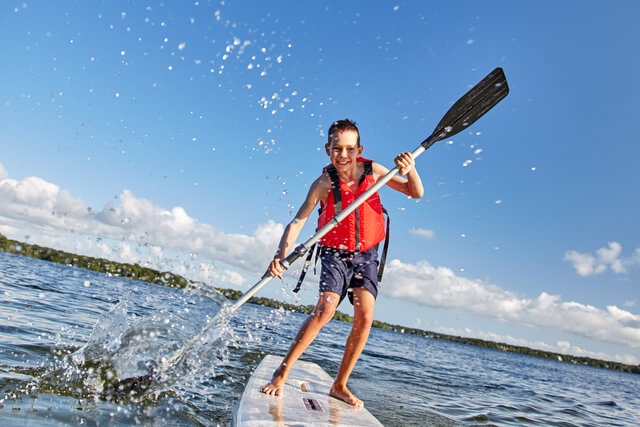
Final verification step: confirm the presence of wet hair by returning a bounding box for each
[327,118,360,146]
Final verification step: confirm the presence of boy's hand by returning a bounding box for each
[267,258,284,279]
[395,152,415,176]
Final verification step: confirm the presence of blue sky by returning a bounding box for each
[1,1,639,364]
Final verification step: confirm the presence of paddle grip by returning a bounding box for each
[281,244,308,270]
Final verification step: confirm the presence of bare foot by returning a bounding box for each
[260,365,287,396]
[329,383,363,408]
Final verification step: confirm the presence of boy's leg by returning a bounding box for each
[260,291,340,396]
[330,287,375,408]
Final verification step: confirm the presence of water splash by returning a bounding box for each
[36,284,236,403]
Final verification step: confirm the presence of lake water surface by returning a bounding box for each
[1,251,638,426]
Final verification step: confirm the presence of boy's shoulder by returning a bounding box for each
[370,160,389,180]
[310,170,332,191]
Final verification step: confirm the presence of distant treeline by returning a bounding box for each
[1,232,638,375]
[0,233,190,288]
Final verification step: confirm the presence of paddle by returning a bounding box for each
[230,67,509,312]
[147,67,509,382]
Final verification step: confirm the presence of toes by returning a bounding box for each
[260,385,282,396]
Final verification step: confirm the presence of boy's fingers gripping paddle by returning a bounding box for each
[230,67,509,313]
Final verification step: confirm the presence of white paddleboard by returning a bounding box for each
[233,354,384,426]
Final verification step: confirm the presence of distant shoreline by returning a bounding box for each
[1,232,638,375]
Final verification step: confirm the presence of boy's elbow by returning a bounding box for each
[408,184,424,199]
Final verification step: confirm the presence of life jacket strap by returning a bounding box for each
[377,206,390,282]
[293,242,318,293]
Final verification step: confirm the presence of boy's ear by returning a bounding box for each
[325,143,331,156]
[357,145,363,156]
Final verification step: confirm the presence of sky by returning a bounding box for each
[1,0,639,364]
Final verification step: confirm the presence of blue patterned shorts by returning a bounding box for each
[318,246,379,305]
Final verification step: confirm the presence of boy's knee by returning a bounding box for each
[312,297,338,325]
[354,309,374,326]
[314,306,336,324]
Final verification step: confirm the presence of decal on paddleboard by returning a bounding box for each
[293,379,313,393]
[303,398,323,412]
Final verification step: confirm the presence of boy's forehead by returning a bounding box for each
[329,129,359,145]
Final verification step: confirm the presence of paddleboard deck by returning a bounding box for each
[233,354,384,426]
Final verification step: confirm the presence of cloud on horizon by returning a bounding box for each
[435,326,638,365]
[0,163,282,283]
[2,162,639,353]
[382,259,640,350]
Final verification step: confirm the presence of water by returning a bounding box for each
[1,251,639,426]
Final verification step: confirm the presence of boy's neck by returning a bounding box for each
[336,161,363,184]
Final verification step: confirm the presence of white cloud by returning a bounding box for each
[197,263,246,288]
[383,259,640,349]
[0,163,282,281]
[117,242,135,263]
[563,251,603,276]
[564,242,640,276]
[409,227,435,240]
[0,224,16,235]
[0,163,7,180]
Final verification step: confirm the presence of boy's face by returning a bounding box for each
[325,130,363,173]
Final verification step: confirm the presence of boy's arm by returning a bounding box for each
[374,152,424,199]
[267,174,329,279]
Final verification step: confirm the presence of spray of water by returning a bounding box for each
[36,284,237,403]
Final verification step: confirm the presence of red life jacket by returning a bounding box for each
[318,158,386,252]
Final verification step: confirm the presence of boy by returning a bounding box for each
[260,119,424,407]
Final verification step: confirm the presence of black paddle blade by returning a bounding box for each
[422,67,509,149]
